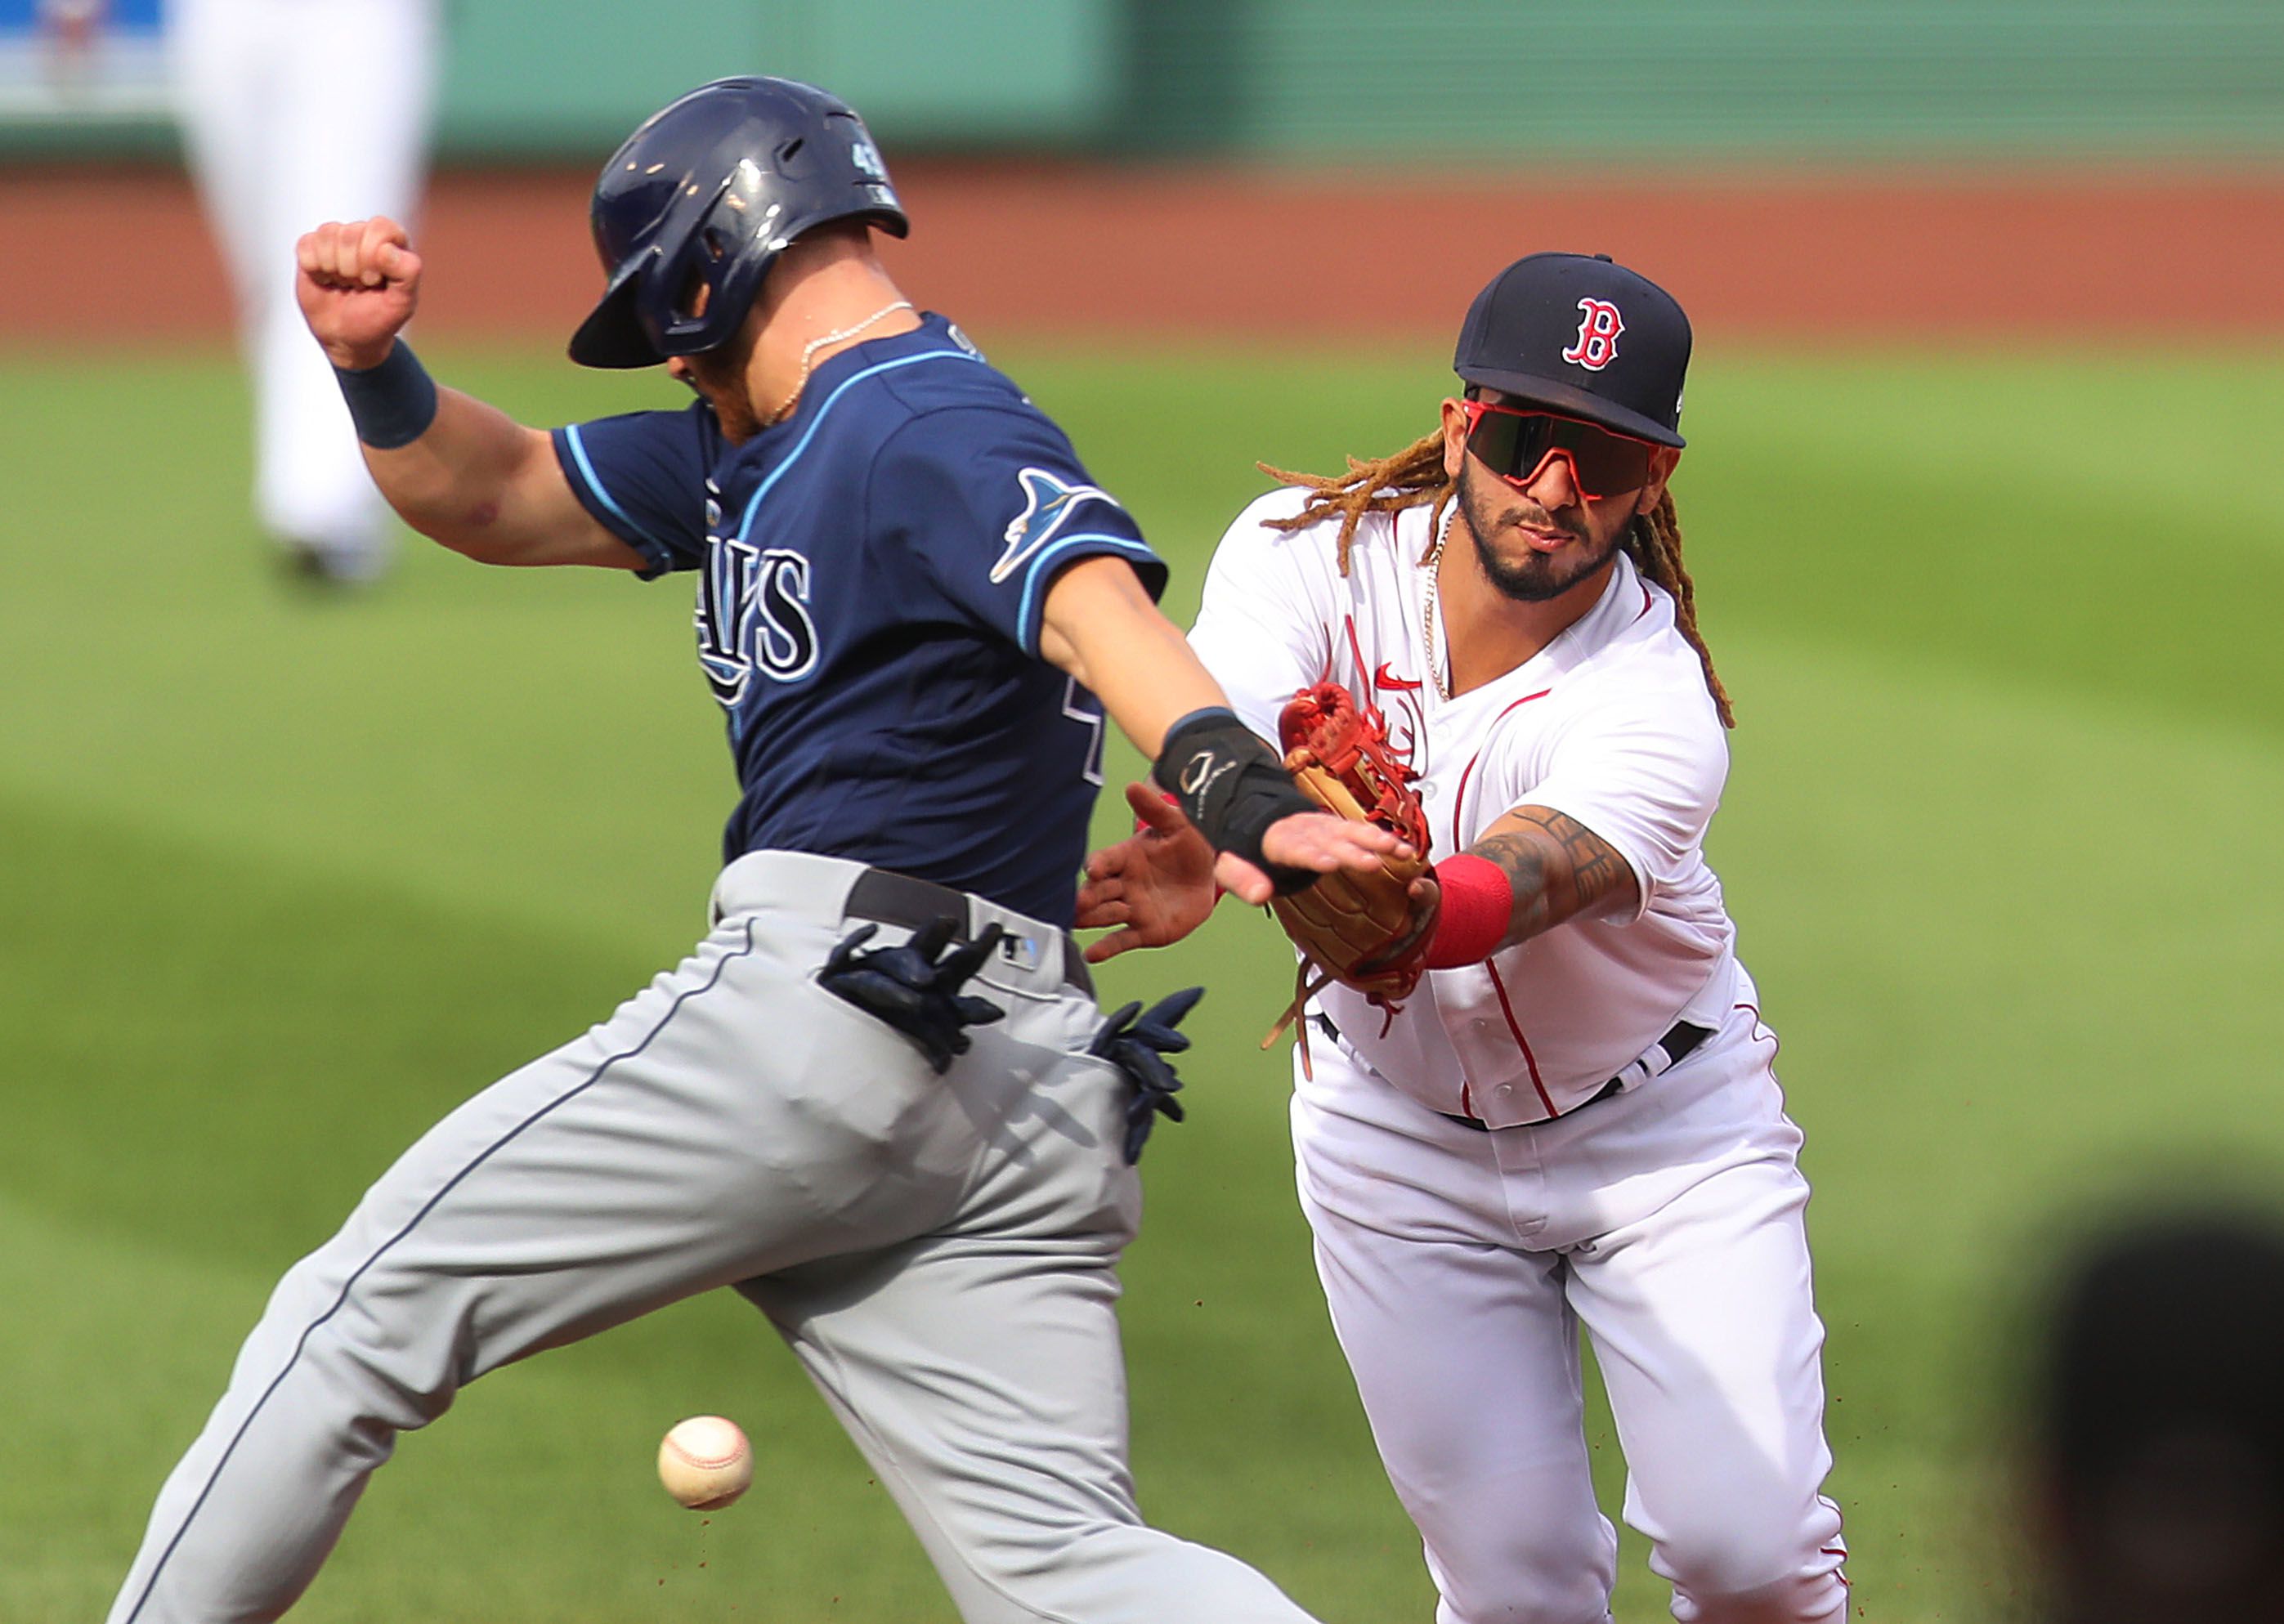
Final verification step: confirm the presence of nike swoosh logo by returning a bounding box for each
[1373,662,1423,692]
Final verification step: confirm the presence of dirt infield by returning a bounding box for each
[10,159,2284,347]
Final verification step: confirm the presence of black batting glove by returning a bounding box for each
[1090,986,1203,1164]
[818,917,1007,1074]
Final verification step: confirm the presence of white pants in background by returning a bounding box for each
[171,0,439,576]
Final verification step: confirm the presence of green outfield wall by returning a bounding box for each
[6,0,2282,161]
[1175,0,2284,156]
[434,0,1123,155]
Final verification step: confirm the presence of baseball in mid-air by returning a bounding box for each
[656,1415,754,1510]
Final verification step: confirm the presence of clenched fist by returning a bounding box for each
[295,216,423,370]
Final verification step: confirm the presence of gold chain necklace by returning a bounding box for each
[764,299,914,424]
[1421,506,1457,701]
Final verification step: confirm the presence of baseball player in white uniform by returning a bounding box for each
[170,0,441,583]
[1079,253,1848,1623]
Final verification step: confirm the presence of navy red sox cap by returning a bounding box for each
[1453,252,1691,449]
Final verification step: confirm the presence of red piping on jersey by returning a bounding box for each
[1445,687,1555,1110]
[1820,1496,1847,1581]
[1486,961,1556,1116]
[1448,689,1553,854]
[1636,583,1653,620]
[1305,616,1341,687]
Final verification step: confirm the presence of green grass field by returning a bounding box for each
[3,336,2281,1623]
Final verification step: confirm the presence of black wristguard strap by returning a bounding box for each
[334,340,438,450]
[1151,708,1319,896]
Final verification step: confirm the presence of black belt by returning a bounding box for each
[1311,1012,1712,1130]
[844,868,1093,996]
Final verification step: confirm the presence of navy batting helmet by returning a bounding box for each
[567,77,908,369]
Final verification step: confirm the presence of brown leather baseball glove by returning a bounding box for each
[1263,682,1436,1069]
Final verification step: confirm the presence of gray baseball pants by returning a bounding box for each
[108,851,1318,1624]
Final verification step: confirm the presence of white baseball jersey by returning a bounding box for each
[1190,486,1741,1127]
[1194,487,1849,1624]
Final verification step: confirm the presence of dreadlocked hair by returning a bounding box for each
[1630,487,1734,728]
[1256,430,1452,578]
[1256,436,1736,729]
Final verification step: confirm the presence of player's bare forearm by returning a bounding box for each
[1041,558,1407,902]
[296,215,642,571]
[1037,557,1227,756]
[1470,806,1639,950]
[361,391,640,570]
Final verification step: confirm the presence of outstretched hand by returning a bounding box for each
[295,216,423,370]
[1219,808,1413,907]
[1077,784,1219,964]
[1077,783,1419,960]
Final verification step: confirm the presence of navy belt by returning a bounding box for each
[844,867,1094,996]
[1312,1012,1713,1130]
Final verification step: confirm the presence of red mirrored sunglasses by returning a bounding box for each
[1462,400,1655,503]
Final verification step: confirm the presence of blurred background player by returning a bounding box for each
[1080,253,1848,1622]
[34,0,103,80]
[2031,1204,2284,1624]
[170,0,441,584]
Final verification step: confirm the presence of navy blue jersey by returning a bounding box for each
[551,315,1164,925]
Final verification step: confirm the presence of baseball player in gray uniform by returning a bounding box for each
[105,78,1403,1624]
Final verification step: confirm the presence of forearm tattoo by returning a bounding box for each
[1471,808,1637,949]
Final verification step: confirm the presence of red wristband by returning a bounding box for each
[1424,853,1511,969]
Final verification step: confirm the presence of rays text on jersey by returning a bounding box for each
[696,537,820,705]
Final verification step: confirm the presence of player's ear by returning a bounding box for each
[1440,399,1470,481]
[1635,447,1680,515]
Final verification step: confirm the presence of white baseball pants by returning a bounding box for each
[171,0,439,574]
[108,852,1319,1624]
[1292,999,1848,1624]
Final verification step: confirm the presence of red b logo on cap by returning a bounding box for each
[1561,299,1624,371]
